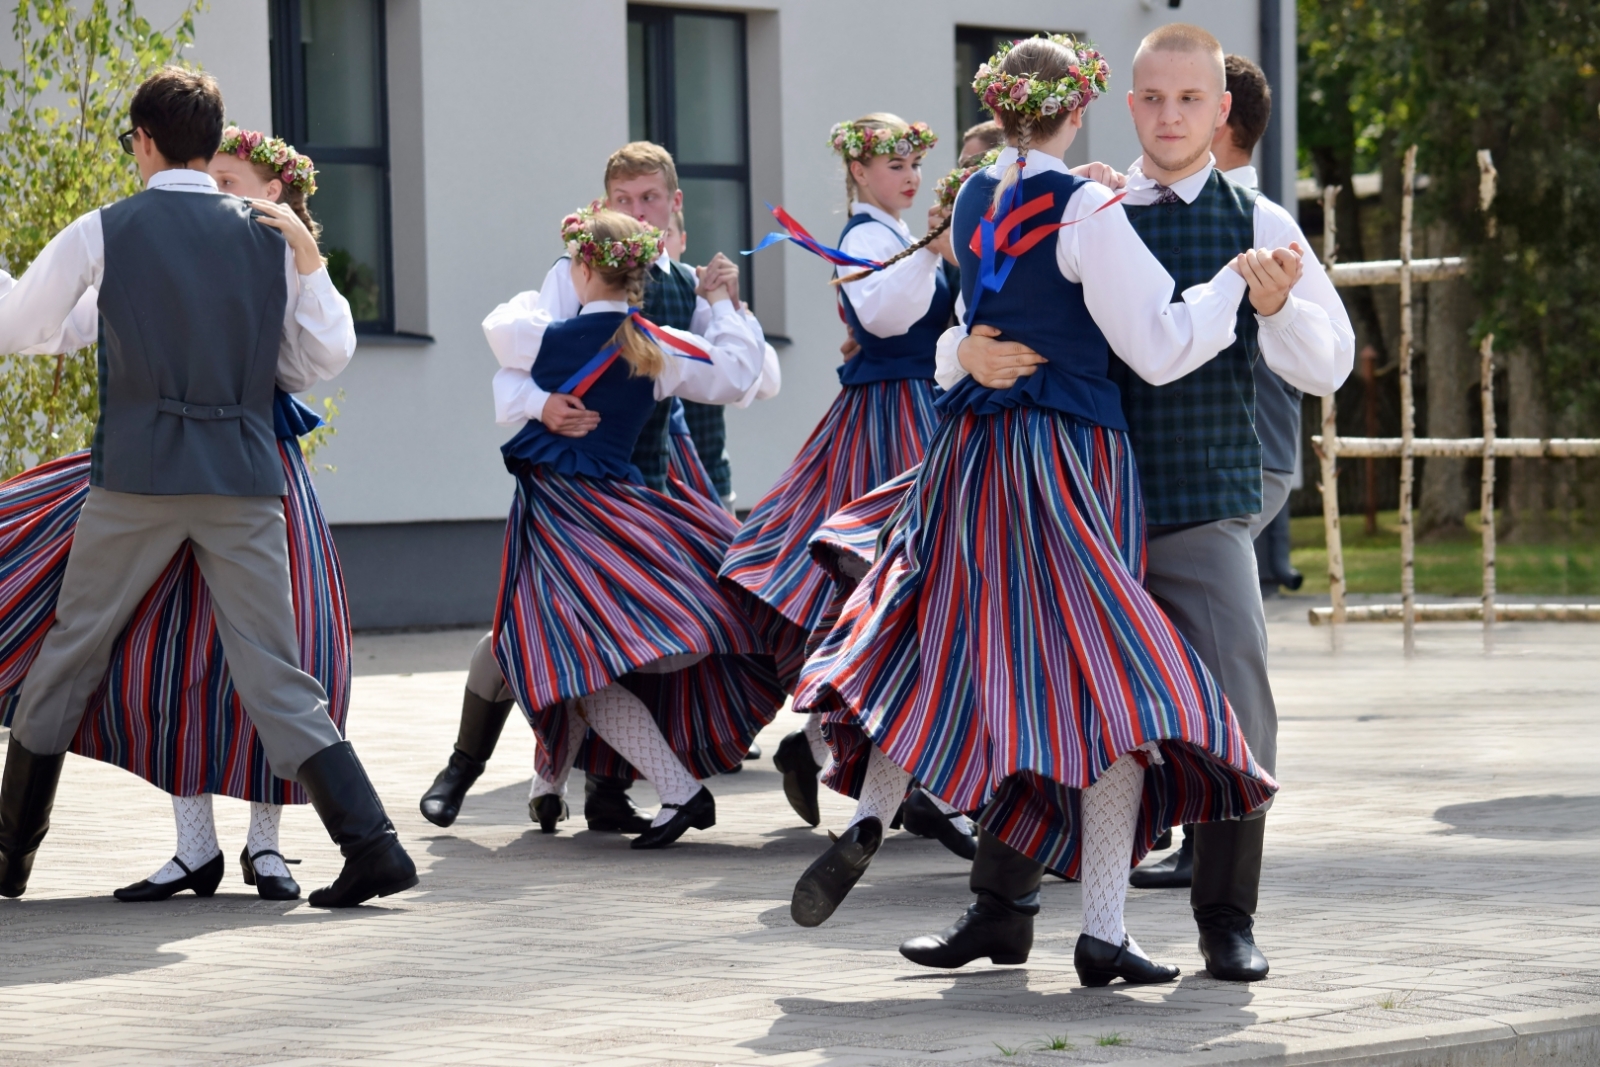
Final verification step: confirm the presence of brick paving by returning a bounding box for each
[0,614,1595,1065]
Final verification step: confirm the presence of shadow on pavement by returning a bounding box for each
[1434,794,1600,838]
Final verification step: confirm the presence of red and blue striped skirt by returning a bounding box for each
[492,468,790,784]
[665,402,722,508]
[720,379,939,664]
[795,408,1277,875]
[804,467,920,660]
[0,445,351,804]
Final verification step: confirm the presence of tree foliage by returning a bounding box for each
[0,0,202,478]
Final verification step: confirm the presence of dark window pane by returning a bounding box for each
[955,39,979,133]
[679,176,748,299]
[316,162,388,323]
[628,21,649,143]
[302,0,382,148]
[672,15,743,166]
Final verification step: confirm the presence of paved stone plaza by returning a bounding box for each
[0,612,1595,1065]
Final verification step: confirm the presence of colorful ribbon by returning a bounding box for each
[743,203,886,270]
[556,311,713,398]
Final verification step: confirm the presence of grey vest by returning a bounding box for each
[94,189,288,496]
[1254,361,1302,474]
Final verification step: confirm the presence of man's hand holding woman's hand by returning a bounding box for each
[543,393,600,438]
[1231,243,1305,317]
[695,253,741,305]
[957,324,1047,389]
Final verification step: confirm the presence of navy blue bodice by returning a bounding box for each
[938,168,1126,430]
[500,312,660,483]
[272,388,323,440]
[836,214,953,387]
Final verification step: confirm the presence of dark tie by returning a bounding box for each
[1153,184,1182,205]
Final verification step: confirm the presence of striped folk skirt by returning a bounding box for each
[720,379,939,662]
[804,466,920,660]
[0,445,352,804]
[492,468,790,785]
[795,408,1278,875]
[665,400,723,508]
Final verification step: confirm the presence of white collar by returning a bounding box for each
[850,200,912,237]
[653,251,675,272]
[990,147,1071,178]
[1222,164,1259,190]
[1125,155,1217,204]
[578,299,630,316]
[146,169,218,193]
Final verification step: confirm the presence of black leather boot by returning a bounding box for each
[0,738,65,898]
[419,689,514,827]
[529,794,568,833]
[1073,933,1180,986]
[299,741,418,908]
[791,816,882,927]
[1192,816,1270,981]
[584,773,653,834]
[1129,825,1193,889]
[899,827,1043,968]
[771,730,821,827]
[900,789,978,860]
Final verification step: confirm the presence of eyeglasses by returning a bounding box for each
[117,129,136,155]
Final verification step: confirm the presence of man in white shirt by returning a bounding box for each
[0,70,415,908]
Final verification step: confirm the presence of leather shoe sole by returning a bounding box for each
[771,731,822,827]
[790,817,881,927]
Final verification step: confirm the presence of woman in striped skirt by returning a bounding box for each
[485,205,784,848]
[791,37,1281,985]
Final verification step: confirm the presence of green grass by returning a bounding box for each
[1096,1032,1128,1047]
[1290,510,1599,596]
[994,1043,1022,1057]
[1036,1034,1075,1051]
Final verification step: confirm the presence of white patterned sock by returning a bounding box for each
[1079,753,1146,952]
[245,802,291,879]
[921,788,974,836]
[149,794,220,884]
[578,683,699,826]
[530,702,587,800]
[848,745,910,830]
[801,712,830,769]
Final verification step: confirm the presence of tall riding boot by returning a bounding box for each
[1129,824,1194,889]
[300,741,419,908]
[583,773,652,834]
[1191,816,1269,980]
[419,689,514,827]
[0,739,66,898]
[900,827,1044,968]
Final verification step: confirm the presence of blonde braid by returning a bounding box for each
[832,215,952,286]
[991,118,1034,212]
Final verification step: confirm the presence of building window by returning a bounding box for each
[627,5,751,300]
[270,0,393,333]
[955,25,1088,167]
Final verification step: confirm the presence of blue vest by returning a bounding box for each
[500,312,658,483]
[835,214,952,386]
[938,167,1125,429]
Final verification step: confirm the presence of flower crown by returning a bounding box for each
[560,201,663,271]
[933,148,1002,220]
[973,35,1111,119]
[828,120,938,161]
[218,126,317,195]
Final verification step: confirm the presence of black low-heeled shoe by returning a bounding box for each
[529,794,568,834]
[790,817,882,927]
[771,731,821,827]
[744,741,762,760]
[1073,933,1180,987]
[114,852,225,902]
[239,847,301,901]
[630,787,715,849]
[900,790,978,861]
[1129,831,1193,889]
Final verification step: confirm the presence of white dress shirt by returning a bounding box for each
[0,169,356,393]
[485,296,779,426]
[934,148,1247,391]
[835,201,941,337]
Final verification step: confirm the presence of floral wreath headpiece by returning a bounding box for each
[828,120,938,162]
[973,35,1111,119]
[218,126,317,195]
[560,200,663,271]
[933,148,1002,220]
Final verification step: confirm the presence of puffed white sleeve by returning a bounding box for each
[731,342,782,407]
[276,263,357,392]
[483,291,555,424]
[653,298,764,405]
[934,323,971,390]
[836,224,940,337]
[1062,182,1244,385]
[0,210,104,356]
[1250,198,1355,395]
[15,285,99,355]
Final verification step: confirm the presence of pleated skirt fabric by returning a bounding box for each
[804,466,920,660]
[795,408,1278,875]
[720,379,939,658]
[0,445,352,804]
[492,468,790,784]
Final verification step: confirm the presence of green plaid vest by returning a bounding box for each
[630,261,699,488]
[1112,171,1263,525]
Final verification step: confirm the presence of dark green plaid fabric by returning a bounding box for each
[680,399,731,500]
[1112,171,1263,525]
[630,262,699,489]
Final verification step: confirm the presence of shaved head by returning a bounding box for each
[1132,22,1226,93]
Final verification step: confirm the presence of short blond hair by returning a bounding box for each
[1133,23,1226,92]
[604,141,679,195]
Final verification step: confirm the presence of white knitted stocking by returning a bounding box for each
[245,802,291,878]
[529,702,587,800]
[848,745,910,830]
[578,683,699,826]
[1079,753,1147,955]
[149,793,221,884]
[920,787,974,836]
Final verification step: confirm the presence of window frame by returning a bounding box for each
[269,0,396,335]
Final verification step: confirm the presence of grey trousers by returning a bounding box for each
[1247,469,1294,540]
[1145,515,1278,782]
[9,488,342,781]
[465,631,513,704]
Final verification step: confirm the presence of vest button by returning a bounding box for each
[1175,434,1184,442]
[215,408,225,417]
[182,405,191,415]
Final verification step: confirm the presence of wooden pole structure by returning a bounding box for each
[1318,184,1346,631]
[1361,345,1379,535]
[1480,333,1497,652]
[1398,146,1418,656]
